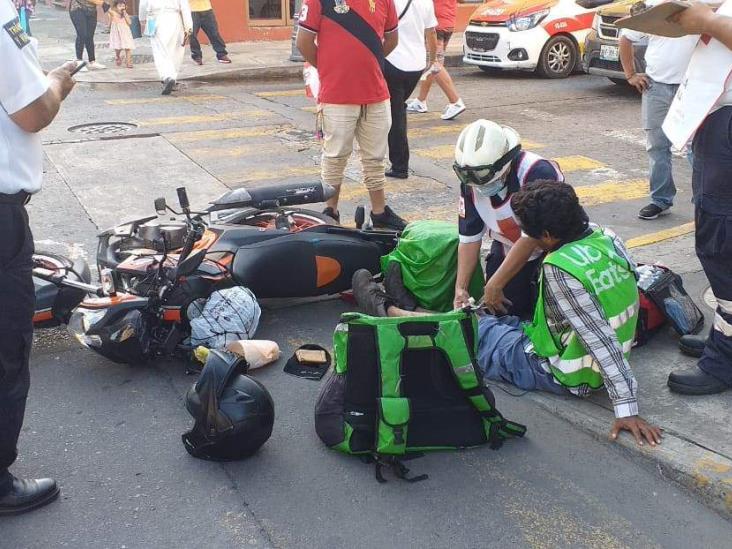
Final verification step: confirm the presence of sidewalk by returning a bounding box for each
[34,4,465,84]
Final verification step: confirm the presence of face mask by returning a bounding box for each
[471,166,510,197]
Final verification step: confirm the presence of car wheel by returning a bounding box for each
[537,35,577,79]
[609,77,629,86]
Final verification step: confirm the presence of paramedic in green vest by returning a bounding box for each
[353,181,662,446]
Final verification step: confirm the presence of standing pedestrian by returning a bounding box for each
[619,1,698,220]
[108,0,134,68]
[384,0,437,179]
[189,0,230,65]
[0,0,76,515]
[140,0,192,95]
[663,0,732,395]
[405,0,465,120]
[296,0,408,231]
[69,0,106,71]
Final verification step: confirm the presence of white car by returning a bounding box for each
[463,0,610,78]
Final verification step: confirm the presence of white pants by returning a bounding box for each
[150,12,185,81]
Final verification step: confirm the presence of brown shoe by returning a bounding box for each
[218,55,232,64]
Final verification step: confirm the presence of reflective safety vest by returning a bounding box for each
[524,229,639,390]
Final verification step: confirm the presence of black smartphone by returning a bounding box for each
[70,61,87,76]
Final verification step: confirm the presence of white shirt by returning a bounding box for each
[0,0,49,194]
[621,27,699,85]
[386,0,437,72]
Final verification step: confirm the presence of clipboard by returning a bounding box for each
[615,1,691,37]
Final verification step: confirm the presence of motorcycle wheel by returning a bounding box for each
[241,208,336,232]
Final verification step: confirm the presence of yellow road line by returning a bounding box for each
[105,95,226,106]
[302,106,318,113]
[165,126,283,143]
[414,140,545,160]
[626,222,695,249]
[574,179,648,207]
[408,125,463,139]
[221,166,320,184]
[134,111,271,126]
[256,89,306,97]
[185,144,283,158]
[554,155,606,173]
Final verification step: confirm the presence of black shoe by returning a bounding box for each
[385,169,408,179]
[162,77,176,96]
[192,57,203,66]
[352,269,389,317]
[638,203,669,220]
[384,261,418,311]
[322,207,340,224]
[371,206,407,231]
[667,367,729,395]
[0,477,59,516]
[679,335,706,358]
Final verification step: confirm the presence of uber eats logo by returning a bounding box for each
[559,245,632,295]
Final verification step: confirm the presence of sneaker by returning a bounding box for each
[88,61,106,70]
[441,99,466,121]
[384,261,418,311]
[193,57,203,66]
[371,206,407,231]
[385,169,408,179]
[352,269,390,317]
[322,207,340,224]
[638,203,669,220]
[406,98,428,113]
[218,55,232,64]
[162,77,176,96]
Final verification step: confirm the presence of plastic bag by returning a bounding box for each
[188,287,261,349]
[381,220,484,312]
[226,340,281,370]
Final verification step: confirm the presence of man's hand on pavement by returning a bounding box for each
[453,288,471,310]
[48,61,77,101]
[610,416,663,447]
[628,73,650,94]
[483,280,513,315]
[670,2,715,35]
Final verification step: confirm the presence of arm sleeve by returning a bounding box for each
[385,0,398,32]
[180,0,193,31]
[458,183,486,244]
[544,264,639,418]
[524,159,563,184]
[0,7,49,115]
[620,28,647,43]
[298,0,322,33]
[422,0,437,28]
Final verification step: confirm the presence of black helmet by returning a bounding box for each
[182,349,275,461]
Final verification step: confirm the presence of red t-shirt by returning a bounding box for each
[433,0,456,30]
[299,0,398,105]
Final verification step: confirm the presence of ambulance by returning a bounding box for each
[463,0,613,78]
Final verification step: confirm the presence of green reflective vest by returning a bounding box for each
[524,229,639,389]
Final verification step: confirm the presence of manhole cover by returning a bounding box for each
[68,122,138,135]
[703,286,717,310]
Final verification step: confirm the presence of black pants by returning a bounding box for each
[484,240,543,320]
[384,61,422,175]
[190,10,228,61]
[693,106,732,386]
[70,8,97,62]
[0,204,35,495]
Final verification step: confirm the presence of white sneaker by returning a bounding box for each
[88,61,106,70]
[441,99,466,121]
[405,98,428,113]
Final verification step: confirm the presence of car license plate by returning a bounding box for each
[600,45,619,62]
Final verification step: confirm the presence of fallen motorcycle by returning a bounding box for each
[67,184,399,364]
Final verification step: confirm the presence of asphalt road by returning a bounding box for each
[6,69,729,548]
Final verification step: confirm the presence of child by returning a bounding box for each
[108,0,135,68]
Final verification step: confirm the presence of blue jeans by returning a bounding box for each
[642,80,678,210]
[476,315,568,395]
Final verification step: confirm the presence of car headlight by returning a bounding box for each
[508,9,550,32]
[592,13,599,31]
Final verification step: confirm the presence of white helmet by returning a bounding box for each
[453,120,522,193]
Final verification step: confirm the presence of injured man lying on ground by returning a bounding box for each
[352,181,663,447]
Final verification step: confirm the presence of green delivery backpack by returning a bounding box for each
[315,310,526,482]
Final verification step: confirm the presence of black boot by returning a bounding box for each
[678,335,706,358]
[0,477,59,516]
[352,269,390,317]
[384,261,418,311]
[667,367,729,395]
[162,77,176,96]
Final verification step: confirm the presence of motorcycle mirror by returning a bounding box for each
[154,197,167,215]
[177,187,190,213]
[176,248,206,278]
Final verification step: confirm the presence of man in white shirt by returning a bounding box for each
[0,0,76,515]
[619,6,698,220]
[663,1,732,396]
[384,0,437,179]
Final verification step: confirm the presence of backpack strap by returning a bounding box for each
[398,0,414,20]
[436,317,527,448]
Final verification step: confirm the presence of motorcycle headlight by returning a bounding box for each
[508,9,549,32]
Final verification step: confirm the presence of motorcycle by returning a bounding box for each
[66,183,399,364]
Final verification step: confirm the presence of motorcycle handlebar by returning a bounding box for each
[33,268,105,297]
